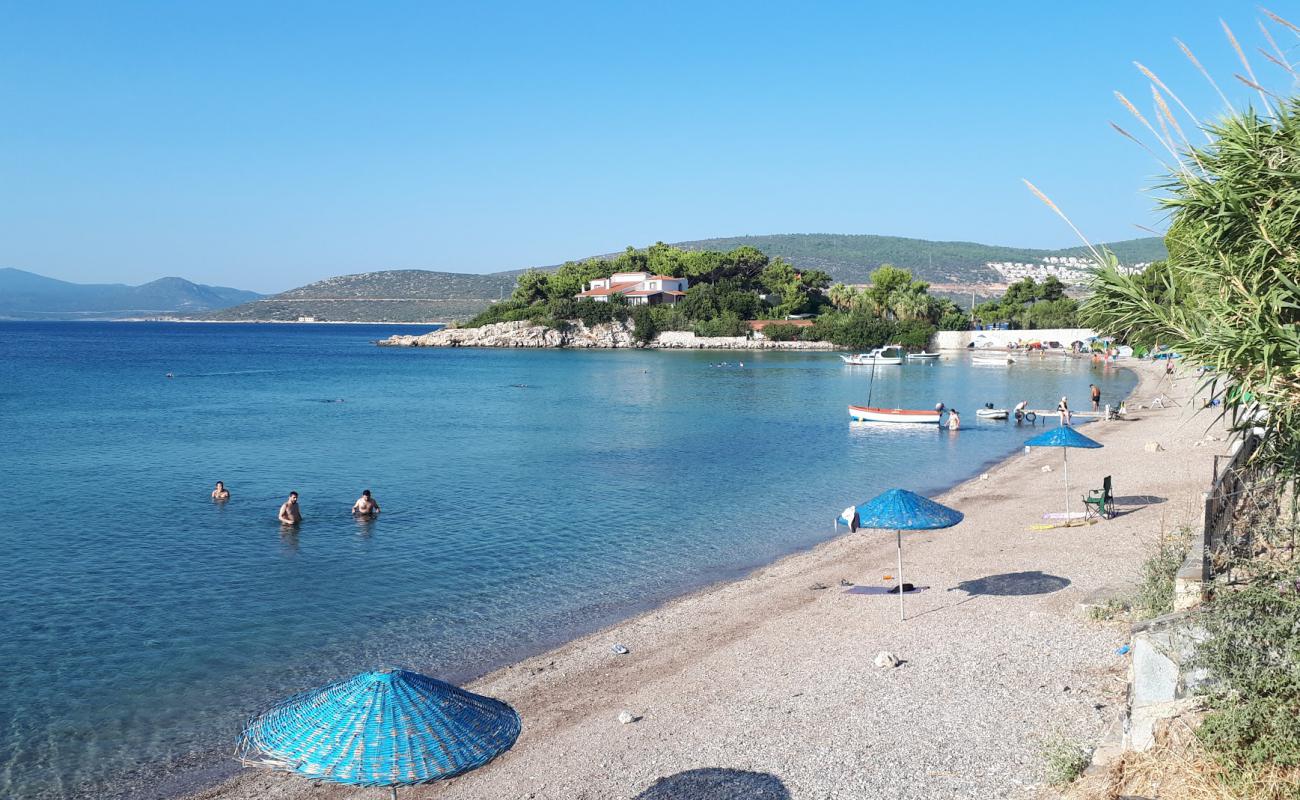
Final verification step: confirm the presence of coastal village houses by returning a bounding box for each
[575,272,689,305]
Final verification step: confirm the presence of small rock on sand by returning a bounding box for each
[1041,465,1053,473]
[1144,441,1164,452]
[873,651,900,669]
[618,711,637,724]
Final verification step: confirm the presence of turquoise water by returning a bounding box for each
[0,322,1135,799]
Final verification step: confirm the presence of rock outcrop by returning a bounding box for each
[379,320,638,348]
[379,320,840,350]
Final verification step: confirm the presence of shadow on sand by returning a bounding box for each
[634,768,791,799]
[954,570,1070,596]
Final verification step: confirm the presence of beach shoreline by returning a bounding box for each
[170,359,1226,800]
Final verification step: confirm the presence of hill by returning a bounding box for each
[0,268,262,319]
[197,269,518,322]
[189,234,1168,322]
[659,234,1165,285]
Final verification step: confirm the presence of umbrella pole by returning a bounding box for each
[1064,447,1070,525]
[897,528,904,621]
[391,787,398,800]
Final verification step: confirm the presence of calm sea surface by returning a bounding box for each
[0,322,1135,799]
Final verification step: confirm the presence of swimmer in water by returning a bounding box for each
[351,489,380,518]
[948,409,961,430]
[211,481,230,501]
[278,491,302,525]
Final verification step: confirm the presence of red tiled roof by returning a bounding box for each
[577,281,641,297]
[648,275,683,280]
[663,290,686,296]
[747,319,815,330]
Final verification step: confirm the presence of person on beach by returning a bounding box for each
[278,492,302,525]
[1090,384,1101,411]
[211,481,229,501]
[1057,396,1072,426]
[351,489,380,517]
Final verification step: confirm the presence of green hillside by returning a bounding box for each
[195,270,517,322]
[659,234,1165,285]
[194,235,1167,322]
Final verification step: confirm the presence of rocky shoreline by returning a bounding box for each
[377,320,838,350]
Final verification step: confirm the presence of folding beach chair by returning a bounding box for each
[1082,475,1113,520]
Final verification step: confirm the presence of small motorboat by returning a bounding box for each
[976,403,1009,420]
[840,345,905,366]
[972,354,1015,365]
[848,405,943,424]
[906,351,940,361]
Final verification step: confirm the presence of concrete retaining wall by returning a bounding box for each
[933,328,1097,351]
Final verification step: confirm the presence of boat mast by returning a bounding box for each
[867,347,877,408]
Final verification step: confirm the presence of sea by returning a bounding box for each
[0,321,1136,799]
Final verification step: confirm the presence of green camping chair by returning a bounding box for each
[1082,475,1113,520]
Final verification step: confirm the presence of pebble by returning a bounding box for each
[617,711,637,724]
[874,651,901,669]
[1041,465,1053,473]
[611,644,630,655]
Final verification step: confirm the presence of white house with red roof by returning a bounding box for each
[575,272,689,306]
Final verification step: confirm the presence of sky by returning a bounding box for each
[0,1,1293,293]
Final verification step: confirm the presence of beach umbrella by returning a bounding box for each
[839,488,964,620]
[237,668,521,800]
[1024,426,1103,525]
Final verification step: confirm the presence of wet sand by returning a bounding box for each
[188,361,1222,800]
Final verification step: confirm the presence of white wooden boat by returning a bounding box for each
[840,345,905,366]
[848,405,943,424]
[976,407,1009,420]
[906,351,940,360]
[972,354,1015,365]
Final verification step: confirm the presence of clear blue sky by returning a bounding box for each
[0,1,1288,292]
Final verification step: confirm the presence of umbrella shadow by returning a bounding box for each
[1113,494,1167,506]
[952,571,1071,596]
[634,768,790,799]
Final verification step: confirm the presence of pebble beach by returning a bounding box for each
[183,360,1225,800]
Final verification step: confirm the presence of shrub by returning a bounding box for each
[693,312,748,338]
[1193,562,1300,769]
[892,320,937,349]
[628,305,658,345]
[761,323,805,341]
[572,299,627,327]
[1134,531,1189,619]
[831,314,893,350]
[648,304,691,332]
[1041,737,1092,786]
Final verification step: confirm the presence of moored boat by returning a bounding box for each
[906,351,940,360]
[848,405,943,424]
[840,345,905,366]
[972,354,1015,365]
[976,407,1009,420]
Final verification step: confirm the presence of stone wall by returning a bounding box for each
[932,327,1097,351]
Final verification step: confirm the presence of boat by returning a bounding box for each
[906,351,940,361]
[846,345,942,424]
[840,345,905,366]
[848,405,943,424]
[972,354,1015,365]
[976,406,1009,420]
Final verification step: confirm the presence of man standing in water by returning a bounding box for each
[1090,384,1101,411]
[211,481,229,501]
[351,489,380,517]
[278,491,302,525]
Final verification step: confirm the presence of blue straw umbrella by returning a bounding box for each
[237,668,521,800]
[1024,426,1103,524]
[839,488,964,620]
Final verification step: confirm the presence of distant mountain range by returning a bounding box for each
[0,268,263,320]
[8,233,1167,322]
